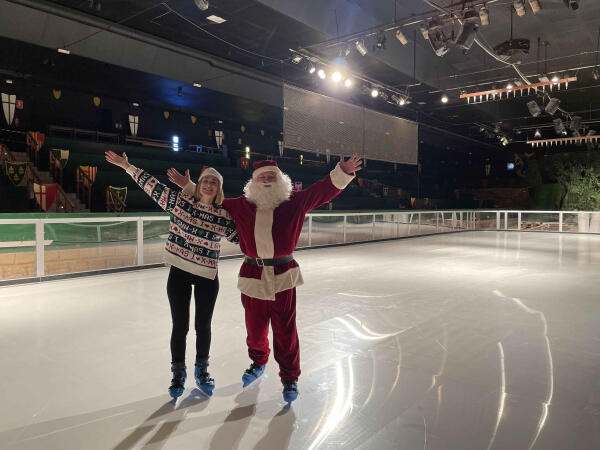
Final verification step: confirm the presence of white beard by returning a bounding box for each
[244,173,292,209]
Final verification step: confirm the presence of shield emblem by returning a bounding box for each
[5,161,27,185]
[52,89,61,100]
[33,183,58,211]
[191,115,197,124]
[93,96,101,107]
[52,149,69,168]
[163,111,170,119]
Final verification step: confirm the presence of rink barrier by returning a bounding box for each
[1,210,599,284]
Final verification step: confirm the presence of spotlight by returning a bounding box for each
[420,24,429,40]
[528,0,542,13]
[593,68,600,81]
[551,74,559,83]
[355,40,368,56]
[479,6,489,26]
[513,0,526,16]
[501,136,510,146]
[194,0,209,10]
[308,63,316,74]
[527,100,542,117]
[375,31,387,50]
[506,82,513,90]
[553,118,566,134]
[563,0,579,10]
[291,54,303,64]
[57,48,70,54]
[455,22,479,51]
[371,88,379,98]
[172,135,180,152]
[317,69,326,79]
[534,128,542,138]
[193,82,202,88]
[391,94,407,106]
[344,78,352,88]
[395,29,408,45]
[441,94,449,103]
[331,71,342,83]
[545,98,560,115]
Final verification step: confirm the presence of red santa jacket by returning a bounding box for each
[222,163,354,300]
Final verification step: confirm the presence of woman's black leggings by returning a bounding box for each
[166,266,219,364]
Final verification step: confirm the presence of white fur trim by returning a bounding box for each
[253,165,282,179]
[199,167,223,186]
[254,207,274,258]
[330,163,355,189]
[237,266,304,300]
[182,181,196,196]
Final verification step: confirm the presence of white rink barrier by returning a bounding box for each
[1,210,598,281]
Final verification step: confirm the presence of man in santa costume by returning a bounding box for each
[170,154,362,403]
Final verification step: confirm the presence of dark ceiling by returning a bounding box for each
[4,0,600,149]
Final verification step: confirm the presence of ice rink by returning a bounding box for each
[1,231,600,450]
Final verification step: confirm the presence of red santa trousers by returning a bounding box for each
[241,288,301,382]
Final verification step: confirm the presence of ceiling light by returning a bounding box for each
[513,0,526,16]
[355,40,368,56]
[528,0,542,13]
[420,24,429,40]
[527,100,542,117]
[308,63,316,74]
[545,98,560,115]
[506,83,513,90]
[132,102,139,107]
[375,32,387,50]
[206,15,226,24]
[501,136,510,146]
[551,74,559,83]
[553,118,566,134]
[563,0,579,10]
[317,69,326,79]
[534,128,542,138]
[194,0,209,10]
[291,54,303,64]
[344,78,352,88]
[6,79,13,84]
[331,71,342,83]
[193,82,202,88]
[371,88,379,98]
[399,98,406,106]
[593,68,600,80]
[479,6,489,26]
[395,30,408,45]
[57,48,70,54]
[441,94,449,103]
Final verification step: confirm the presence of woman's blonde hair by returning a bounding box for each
[194,168,224,206]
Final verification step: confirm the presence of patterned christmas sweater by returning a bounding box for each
[126,165,238,280]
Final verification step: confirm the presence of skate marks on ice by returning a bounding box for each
[0,386,296,450]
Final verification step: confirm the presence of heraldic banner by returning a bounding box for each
[52,149,70,168]
[4,161,27,186]
[33,183,58,211]
[79,166,97,187]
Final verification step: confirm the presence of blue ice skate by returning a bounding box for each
[242,363,265,387]
[194,361,215,396]
[282,381,298,403]
[169,363,186,399]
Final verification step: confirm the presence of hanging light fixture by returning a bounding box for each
[441,94,449,103]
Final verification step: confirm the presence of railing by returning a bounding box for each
[76,166,93,208]
[1,209,599,283]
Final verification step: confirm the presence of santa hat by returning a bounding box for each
[198,166,223,186]
[252,160,281,179]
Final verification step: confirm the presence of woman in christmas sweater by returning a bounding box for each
[105,151,238,399]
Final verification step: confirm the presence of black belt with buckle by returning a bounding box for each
[244,255,294,267]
